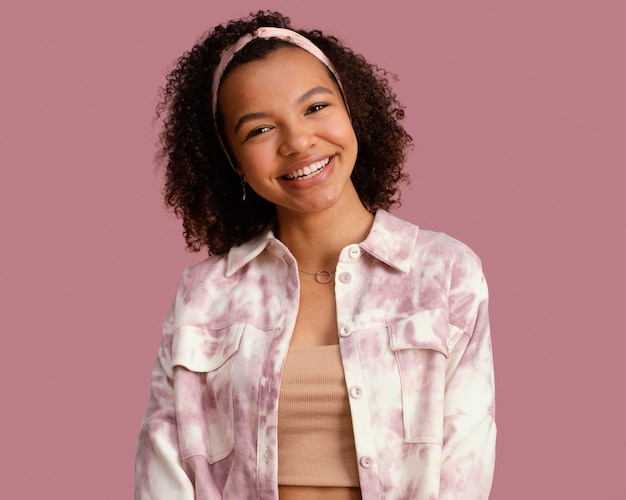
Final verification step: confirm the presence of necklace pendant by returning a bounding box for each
[314,270,333,284]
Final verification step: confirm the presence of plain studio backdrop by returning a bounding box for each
[1,1,624,498]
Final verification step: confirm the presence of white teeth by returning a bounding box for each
[284,158,330,180]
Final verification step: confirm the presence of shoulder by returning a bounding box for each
[169,254,233,326]
[376,210,482,272]
[416,228,483,273]
[178,254,230,294]
[178,226,273,288]
[413,229,488,334]
[170,231,278,329]
[382,213,488,325]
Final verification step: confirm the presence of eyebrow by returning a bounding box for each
[296,85,334,105]
[233,111,270,134]
[233,86,335,134]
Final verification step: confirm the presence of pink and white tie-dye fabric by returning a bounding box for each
[135,210,496,499]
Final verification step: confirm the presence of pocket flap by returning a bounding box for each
[388,309,449,356]
[172,324,244,372]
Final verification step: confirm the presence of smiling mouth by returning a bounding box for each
[283,157,331,181]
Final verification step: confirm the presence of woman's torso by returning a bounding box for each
[152,211,489,498]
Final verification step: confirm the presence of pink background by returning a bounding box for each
[1,1,624,498]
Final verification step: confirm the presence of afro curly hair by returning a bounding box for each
[157,10,412,254]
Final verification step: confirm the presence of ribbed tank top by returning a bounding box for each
[277,344,360,487]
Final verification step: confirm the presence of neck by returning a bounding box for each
[275,189,374,272]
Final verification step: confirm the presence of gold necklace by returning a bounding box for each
[298,268,335,284]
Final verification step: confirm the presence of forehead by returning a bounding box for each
[219,47,338,104]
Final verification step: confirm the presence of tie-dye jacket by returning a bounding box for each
[135,210,496,499]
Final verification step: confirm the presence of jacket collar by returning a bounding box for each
[225,210,419,276]
[226,229,277,277]
[359,210,418,273]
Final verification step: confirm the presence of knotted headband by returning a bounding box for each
[211,26,348,118]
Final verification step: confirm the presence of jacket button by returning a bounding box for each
[348,246,361,259]
[349,386,362,398]
[339,326,351,337]
[339,272,352,284]
[359,456,373,468]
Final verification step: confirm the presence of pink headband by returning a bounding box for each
[211,26,348,118]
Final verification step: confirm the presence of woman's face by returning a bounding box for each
[219,47,358,217]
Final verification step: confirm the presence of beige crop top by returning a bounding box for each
[277,344,360,487]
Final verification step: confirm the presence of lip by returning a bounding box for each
[283,158,330,181]
[278,155,336,188]
[280,155,333,179]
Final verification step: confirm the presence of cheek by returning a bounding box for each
[338,118,358,149]
[319,117,357,150]
[340,125,359,161]
[236,147,274,181]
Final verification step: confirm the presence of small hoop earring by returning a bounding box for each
[241,177,247,201]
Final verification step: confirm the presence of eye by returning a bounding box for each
[245,126,272,140]
[307,103,329,114]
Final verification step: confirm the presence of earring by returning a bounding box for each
[241,177,247,201]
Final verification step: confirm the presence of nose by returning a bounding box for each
[278,119,317,156]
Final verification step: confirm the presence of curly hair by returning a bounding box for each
[157,10,412,254]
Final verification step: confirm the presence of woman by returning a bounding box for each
[136,11,496,500]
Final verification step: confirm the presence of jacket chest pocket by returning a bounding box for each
[171,324,244,464]
[388,310,449,445]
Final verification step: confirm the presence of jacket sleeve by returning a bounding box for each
[440,252,496,499]
[135,306,195,500]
